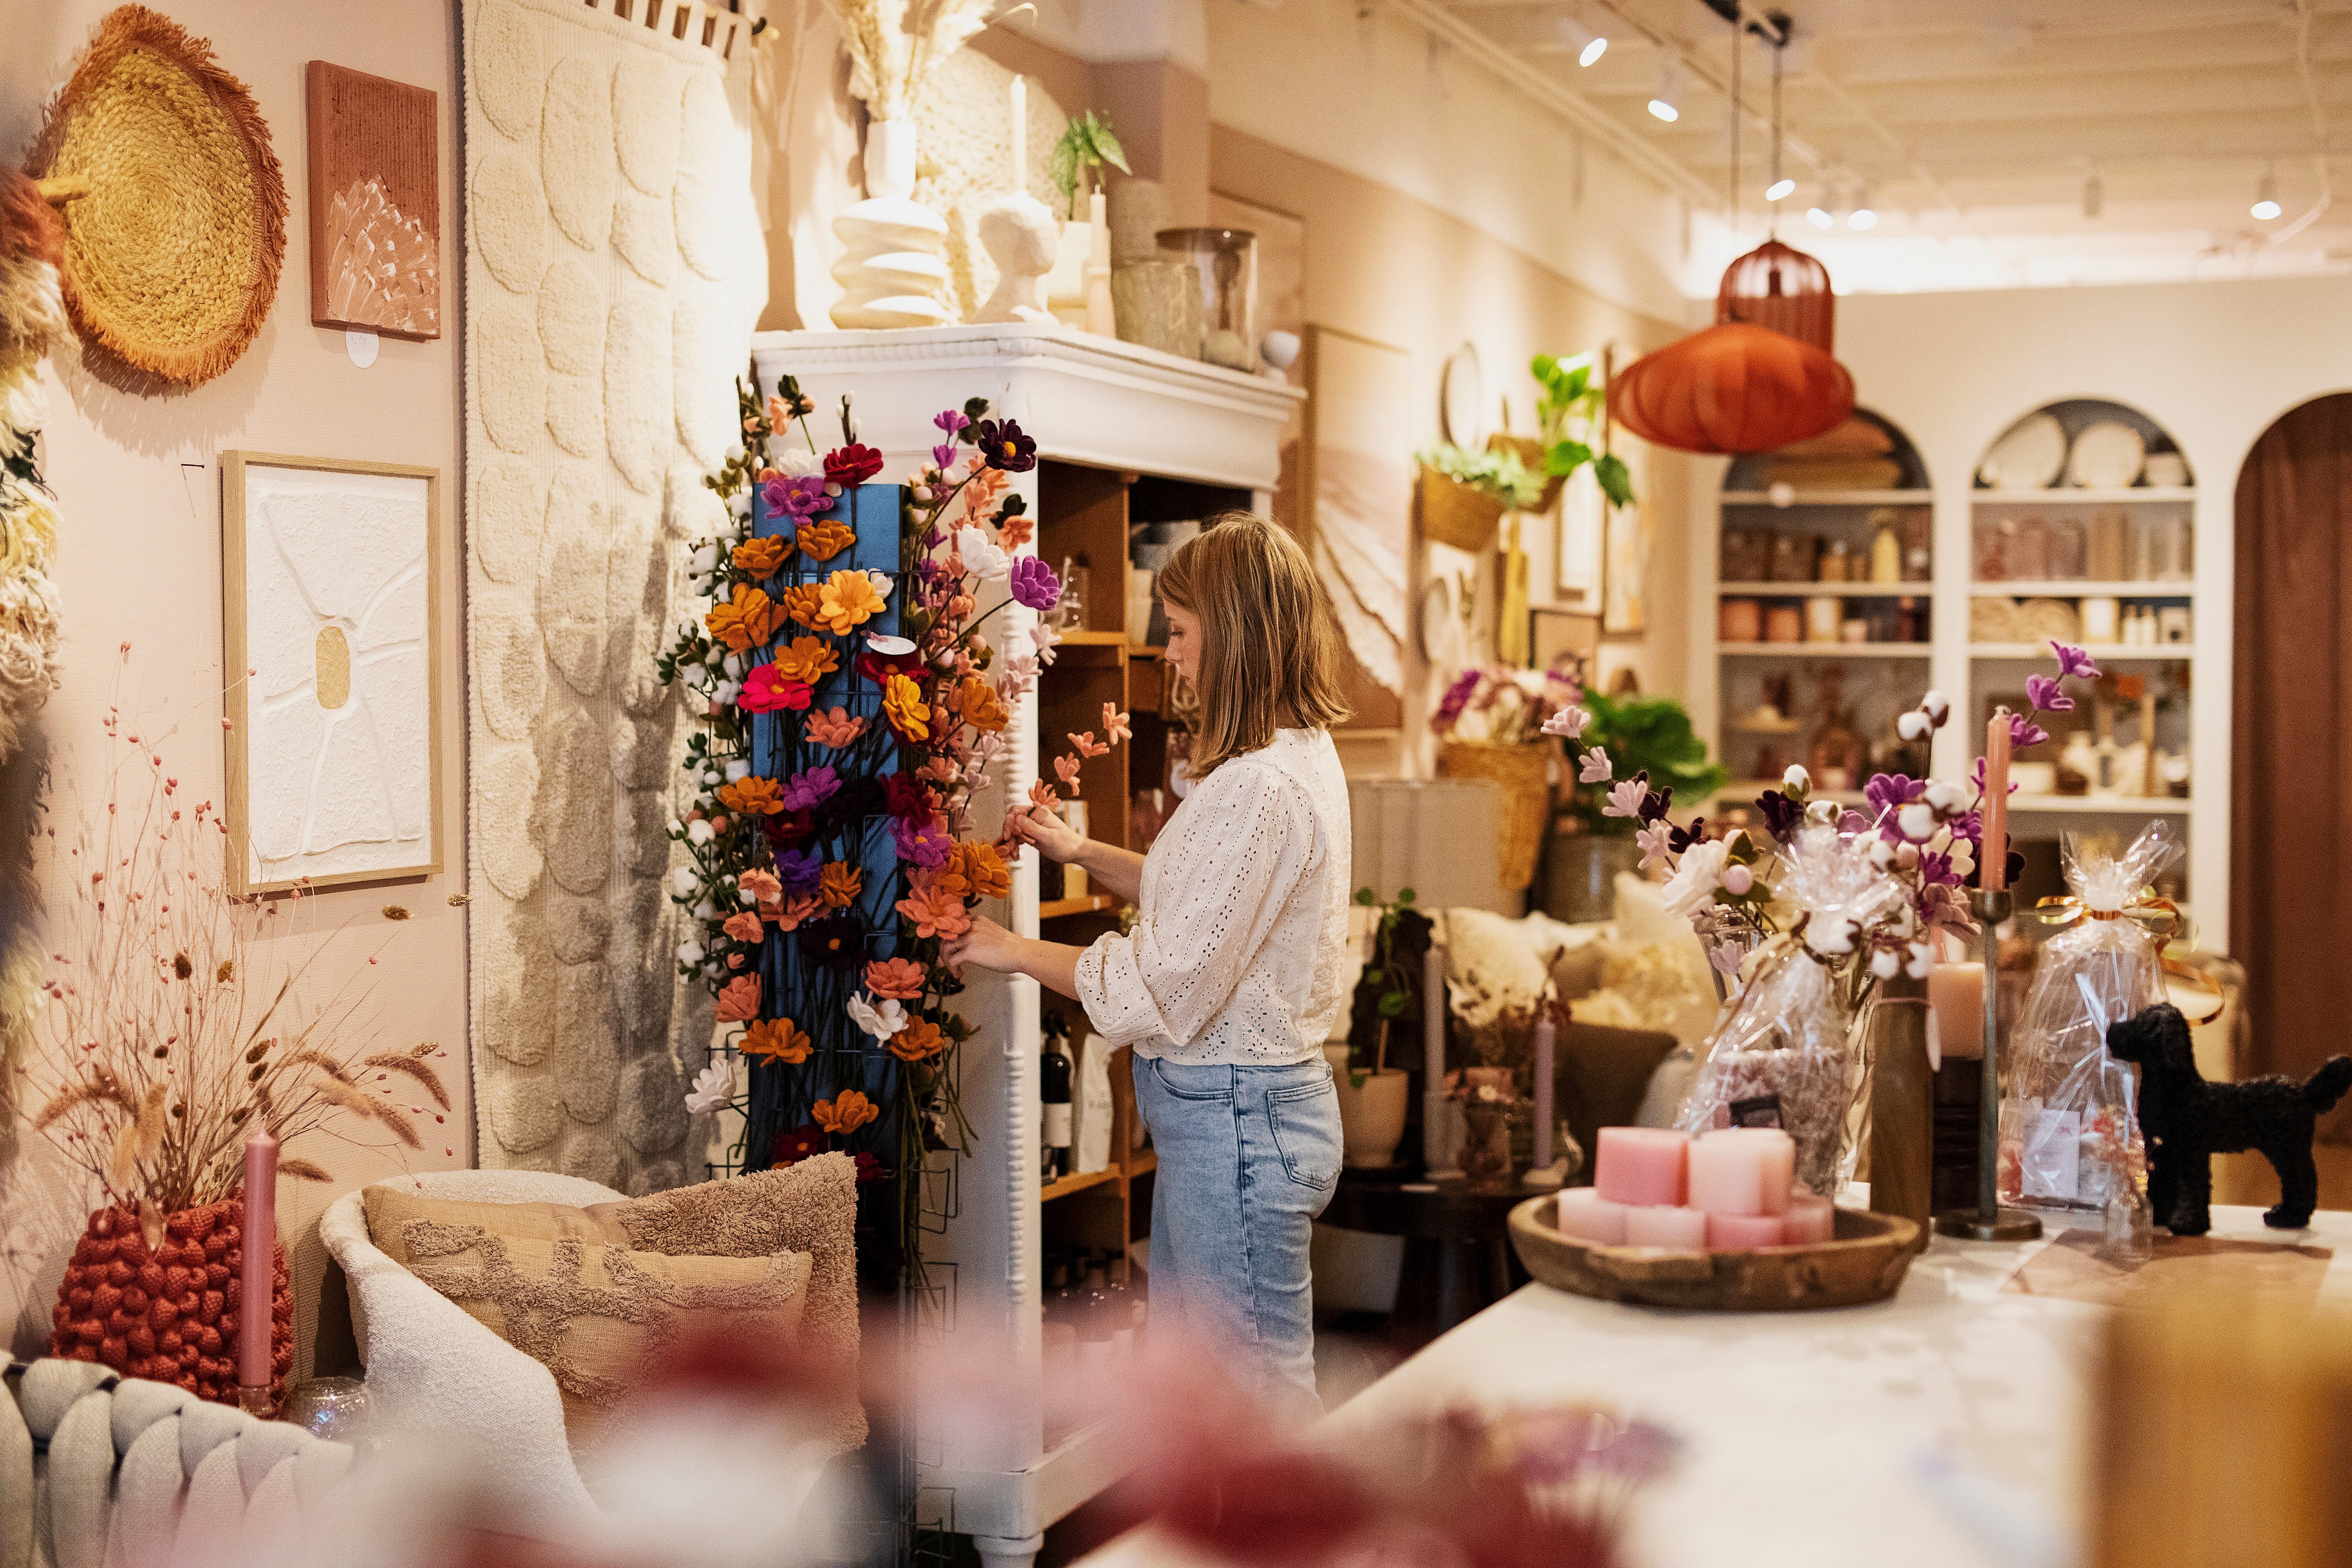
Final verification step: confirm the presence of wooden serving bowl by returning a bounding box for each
[1508,1194,1923,1312]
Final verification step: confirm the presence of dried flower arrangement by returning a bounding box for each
[810,0,998,120]
[16,659,447,1399]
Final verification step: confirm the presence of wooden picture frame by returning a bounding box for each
[221,452,443,894]
[1531,606,1601,678]
[305,61,441,338]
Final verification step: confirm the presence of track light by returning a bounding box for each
[2082,172,2103,219]
[1847,197,1877,231]
[2252,168,2281,221]
[1648,62,1681,121]
[1560,19,1607,66]
[1806,205,1833,229]
[1765,177,1795,202]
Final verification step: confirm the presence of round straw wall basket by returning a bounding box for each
[25,5,287,388]
[1416,463,1507,552]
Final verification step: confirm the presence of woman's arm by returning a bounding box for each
[1010,802,1147,902]
[942,917,1084,1000]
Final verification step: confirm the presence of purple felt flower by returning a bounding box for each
[1864,773,1926,823]
[1009,553,1061,612]
[762,473,831,518]
[778,766,841,812]
[931,443,958,471]
[933,409,971,438]
[776,847,824,895]
[1432,669,1481,731]
[2025,673,2075,713]
[2009,713,2050,749]
[1756,790,1804,843]
[1639,785,1673,824]
[891,814,953,868]
[975,418,1038,473]
[2051,641,2101,681]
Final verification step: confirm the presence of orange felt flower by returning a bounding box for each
[739,868,783,905]
[723,912,765,944]
[796,517,857,562]
[816,570,886,634]
[895,881,973,939]
[715,976,762,1022]
[707,586,783,653]
[819,861,864,909]
[814,1090,879,1135]
[781,582,830,631]
[772,635,840,685]
[806,706,866,747]
[951,677,1009,733]
[732,535,793,576]
[952,840,1011,901]
[866,957,928,1000]
[999,514,1034,549]
[771,893,823,931]
[1068,730,1110,759]
[718,775,787,816]
[883,674,932,743]
[1028,779,1059,810]
[1053,754,1084,794]
[888,1019,948,1063]
[1103,705,1132,744]
[740,1016,812,1064]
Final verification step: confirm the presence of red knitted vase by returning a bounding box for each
[52,1196,292,1405]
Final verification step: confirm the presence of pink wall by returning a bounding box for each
[2,0,471,1368]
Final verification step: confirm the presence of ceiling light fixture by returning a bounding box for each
[1847,191,1877,231]
[1561,18,1607,67]
[1766,178,1795,202]
[1806,204,1833,229]
[2252,168,2282,221]
[1648,61,1681,122]
[2082,172,2103,219]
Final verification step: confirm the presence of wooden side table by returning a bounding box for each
[1323,1166,1530,1342]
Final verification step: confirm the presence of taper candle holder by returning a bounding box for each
[1933,888,2043,1243]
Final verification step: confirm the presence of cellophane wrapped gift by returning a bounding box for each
[1676,828,1898,1194]
[1997,822,2180,1212]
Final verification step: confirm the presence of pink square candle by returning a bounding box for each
[1554,1187,1629,1245]
[1706,1211,1788,1250]
[1622,1205,1708,1250]
[1594,1127,1688,1207]
[1686,1128,1795,1216]
[1782,1191,1835,1245]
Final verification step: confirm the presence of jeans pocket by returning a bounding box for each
[1148,1058,1234,1102]
[1266,1081,1343,1191]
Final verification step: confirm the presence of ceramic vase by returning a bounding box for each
[1867,970,1934,1237]
[1337,1067,1411,1169]
[830,120,950,330]
[53,1197,292,1406]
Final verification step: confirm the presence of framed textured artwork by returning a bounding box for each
[1304,325,1411,728]
[305,62,440,338]
[1603,436,1653,636]
[221,453,442,894]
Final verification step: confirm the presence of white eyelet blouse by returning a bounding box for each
[1073,728,1352,1065]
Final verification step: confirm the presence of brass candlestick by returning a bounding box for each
[1933,887,2043,1242]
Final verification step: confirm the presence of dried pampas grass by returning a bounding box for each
[814,0,998,119]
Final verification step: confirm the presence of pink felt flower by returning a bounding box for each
[740,665,813,713]
[1053,755,1084,794]
[723,912,765,943]
[1101,705,1131,744]
[715,975,761,1022]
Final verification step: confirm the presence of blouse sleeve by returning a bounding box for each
[1073,760,1314,1050]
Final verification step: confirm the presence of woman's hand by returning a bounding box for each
[942,914,1029,979]
[1008,801,1088,865]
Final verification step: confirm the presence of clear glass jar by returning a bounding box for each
[1155,227,1257,369]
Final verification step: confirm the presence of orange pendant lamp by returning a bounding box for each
[1610,239,1854,456]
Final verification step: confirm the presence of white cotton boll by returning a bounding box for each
[701,961,721,979]
[1869,838,1896,869]
[725,443,746,464]
[1805,916,1859,956]
[713,682,740,707]
[1897,842,1921,870]
[702,769,723,784]
[1906,941,1935,979]
[1923,780,1961,813]
[723,653,745,679]
[725,760,753,782]
[691,544,719,573]
[738,887,758,907]
[1783,764,1812,795]
[1896,711,1931,742]
[1898,803,1938,842]
[1871,948,1901,979]
[677,940,705,964]
[667,819,684,836]
[687,820,715,845]
[730,491,752,517]
[693,899,718,921]
[670,868,699,897]
[1805,800,1841,826]
[1923,690,1951,725]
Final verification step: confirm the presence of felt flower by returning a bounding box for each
[1602,778,1647,820]
[1661,837,1731,919]
[2051,641,2101,681]
[892,815,954,868]
[815,1090,880,1136]
[739,665,812,713]
[740,1016,813,1064]
[763,811,816,853]
[858,640,926,688]
[1067,730,1109,759]
[763,472,832,517]
[819,861,864,909]
[1029,620,1062,665]
[781,582,830,630]
[732,535,792,576]
[952,677,1010,732]
[848,993,909,1040]
[883,774,936,820]
[1103,705,1131,744]
[797,517,858,562]
[1009,554,1061,612]
[1028,779,1060,811]
[974,418,1037,472]
[1634,822,1672,870]
[707,586,783,652]
[956,525,1009,580]
[739,868,783,906]
[779,766,842,812]
[931,442,959,471]
[2008,713,2050,749]
[806,706,866,747]
[1578,748,1614,784]
[933,408,970,438]
[883,674,932,742]
[817,569,886,634]
[797,914,864,971]
[888,1019,948,1063]
[723,912,765,944]
[825,443,885,487]
[1541,704,1591,740]
[774,1125,825,1165]
[1053,754,1084,794]
[1755,789,1805,843]
[771,636,840,685]
[948,840,1010,901]
[684,1062,733,1115]
[866,957,929,1000]
[777,848,825,895]
[715,975,761,1022]
[718,776,787,816]
[1710,941,1745,978]
[2025,673,2074,713]
[896,881,973,939]
[770,893,824,931]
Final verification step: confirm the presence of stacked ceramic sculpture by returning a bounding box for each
[830,121,950,330]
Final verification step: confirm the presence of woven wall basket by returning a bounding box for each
[25,5,286,388]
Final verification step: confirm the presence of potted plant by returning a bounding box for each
[1542,685,1728,923]
[1492,352,1639,516]
[1415,442,1545,552]
[1337,887,1422,1169]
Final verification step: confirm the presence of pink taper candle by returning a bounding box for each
[1980,709,2011,894]
[239,1125,277,1401]
[1531,1015,1556,1171]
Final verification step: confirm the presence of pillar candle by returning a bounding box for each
[1009,75,1026,193]
[1783,1190,1836,1245]
[1706,1211,1788,1250]
[1688,1127,1795,1216]
[239,1126,278,1397]
[1981,710,2011,894]
[1594,1127,1688,1206]
[1930,962,1986,1059]
[1623,1204,1708,1249]
[1531,1016,1555,1171]
[1554,1187,1628,1245]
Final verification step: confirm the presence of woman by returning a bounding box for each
[944,512,1354,1407]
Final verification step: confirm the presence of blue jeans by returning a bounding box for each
[1132,1055,1343,1409]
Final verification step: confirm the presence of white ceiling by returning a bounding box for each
[1420,0,2352,293]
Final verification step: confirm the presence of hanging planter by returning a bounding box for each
[1485,435,1565,513]
[1608,320,1854,456]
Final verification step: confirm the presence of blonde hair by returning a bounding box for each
[1154,512,1351,775]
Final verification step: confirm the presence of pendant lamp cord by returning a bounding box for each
[1768,32,1782,239]
[1728,10,1740,229]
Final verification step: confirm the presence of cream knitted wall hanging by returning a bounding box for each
[461,0,763,1191]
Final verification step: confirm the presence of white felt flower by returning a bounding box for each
[847,993,909,1040]
[1635,822,1672,869]
[684,1061,734,1115]
[1711,940,1745,977]
[1661,837,1730,918]
[957,525,1009,580]
[1579,748,1615,785]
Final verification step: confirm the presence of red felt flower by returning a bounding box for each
[824,443,886,487]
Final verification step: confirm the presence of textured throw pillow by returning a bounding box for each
[364,1193,810,1440]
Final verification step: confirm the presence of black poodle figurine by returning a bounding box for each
[2106,1003,2352,1235]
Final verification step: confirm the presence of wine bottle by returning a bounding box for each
[1041,1036,1073,1182]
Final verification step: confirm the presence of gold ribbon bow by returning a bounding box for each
[2033,891,2225,1025]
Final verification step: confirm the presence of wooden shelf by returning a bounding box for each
[1972,487,2194,503]
[2011,794,2192,814]
[1056,629,1128,646]
[1039,893,1121,919]
[1718,582,1927,597]
[1972,581,2195,598]
[1128,645,1165,659]
[1971,643,2192,660]
[1041,1166,1120,1202]
[1722,489,1931,505]
[1719,642,1933,657]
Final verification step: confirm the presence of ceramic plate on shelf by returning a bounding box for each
[1978,412,2066,490]
[2067,421,2146,488]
